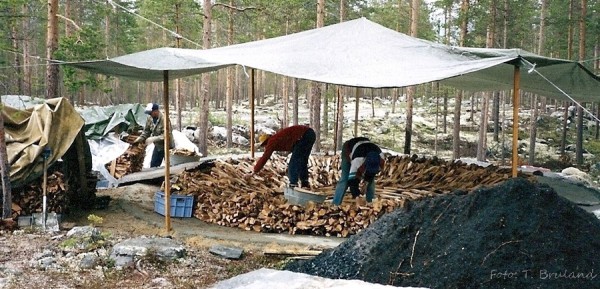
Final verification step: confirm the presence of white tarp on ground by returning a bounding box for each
[209,268,429,289]
[66,17,600,103]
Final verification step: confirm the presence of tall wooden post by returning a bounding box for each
[354,87,359,137]
[512,66,521,178]
[163,71,172,232]
[250,69,255,158]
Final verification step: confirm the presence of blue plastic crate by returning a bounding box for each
[154,191,194,218]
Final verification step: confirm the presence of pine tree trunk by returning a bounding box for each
[22,4,31,96]
[561,102,569,155]
[0,111,12,219]
[493,92,500,141]
[529,94,539,164]
[282,77,289,128]
[46,0,59,99]
[478,4,496,162]
[11,25,22,95]
[404,86,414,155]
[198,0,212,156]
[292,78,299,126]
[323,85,329,139]
[528,0,546,165]
[404,0,419,155]
[335,86,344,150]
[454,0,469,159]
[335,0,346,150]
[175,3,183,131]
[309,0,325,152]
[310,82,322,151]
[575,0,587,166]
[477,92,490,161]
[453,91,463,160]
[226,1,234,147]
[443,89,448,134]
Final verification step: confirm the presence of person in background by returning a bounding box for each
[332,137,385,205]
[134,103,172,168]
[245,125,316,188]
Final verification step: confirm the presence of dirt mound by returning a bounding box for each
[284,178,600,289]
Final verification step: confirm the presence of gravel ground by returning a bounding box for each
[0,184,288,289]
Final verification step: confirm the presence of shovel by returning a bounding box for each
[33,147,59,232]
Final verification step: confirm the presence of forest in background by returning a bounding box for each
[0,0,600,164]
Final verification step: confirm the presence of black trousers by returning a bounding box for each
[288,128,316,186]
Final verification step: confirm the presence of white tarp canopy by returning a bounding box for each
[67,17,600,103]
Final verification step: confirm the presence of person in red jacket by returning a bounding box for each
[245,125,316,188]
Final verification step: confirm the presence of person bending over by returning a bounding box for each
[332,137,385,205]
[245,125,316,188]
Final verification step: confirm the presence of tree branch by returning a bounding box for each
[56,14,81,31]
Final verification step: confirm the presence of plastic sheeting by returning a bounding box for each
[66,18,600,103]
[78,103,147,140]
[141,130,201,168]
[88,133,130,187]
[209,268,429,289]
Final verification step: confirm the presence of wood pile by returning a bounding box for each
[106,135,146,179]
[10,133,99,219]
[171,154,533,237]
[11,168,68,218]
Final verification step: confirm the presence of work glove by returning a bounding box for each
[145,136,163,145]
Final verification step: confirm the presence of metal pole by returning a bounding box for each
[41,147,51,231]
[42,155,47,231]
[512,65,521,178]
[163,70,172,232]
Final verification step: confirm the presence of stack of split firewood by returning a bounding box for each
[171,154,532,237]
[11,169,68,218]
[106,135,146,178]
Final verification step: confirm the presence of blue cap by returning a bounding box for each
[144,103,159,114]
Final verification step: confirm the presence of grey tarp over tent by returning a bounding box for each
[67,17,600,102]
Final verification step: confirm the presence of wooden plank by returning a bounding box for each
[263,247,322,256]
[109,159,117,177]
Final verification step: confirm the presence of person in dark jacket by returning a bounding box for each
[134,103,173,167]
[332,137,385,205]
[245,125,316,188]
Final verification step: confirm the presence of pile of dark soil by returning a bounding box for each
[285,178,600,289]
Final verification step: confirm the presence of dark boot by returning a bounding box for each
[301,180,310,189]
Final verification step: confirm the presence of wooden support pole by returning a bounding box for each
[354,87,359,137]
[512,65,521,178]
[250,69,256,158]
[163,70,172,232]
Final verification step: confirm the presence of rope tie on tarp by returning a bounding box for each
[522,58,600,123]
